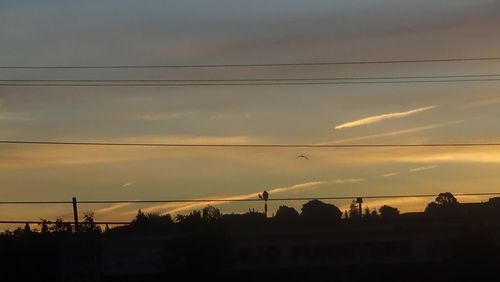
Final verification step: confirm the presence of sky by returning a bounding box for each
[1,0,500,225]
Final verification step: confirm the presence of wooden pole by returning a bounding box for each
[72,197,79,233]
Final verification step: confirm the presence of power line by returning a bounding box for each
[1,56,500,69]
[0,220,130,225]
[1,140,500,148]
[2,78,500,87]
[0,192,498,205]
[1,193,497,225]
[0,201,71,204]
[75,193,500,203]
[1,74,499,82]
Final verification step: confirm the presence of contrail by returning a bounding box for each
[164,181,328,214]
[321,120,461,144]
[137,179,364,215]
[132,180,328,215]
[334,105,438,130]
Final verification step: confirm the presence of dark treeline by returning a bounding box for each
[0,192,490,237]
[2,192,500,282]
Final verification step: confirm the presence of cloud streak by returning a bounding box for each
[409,165,439,173]
[380,172,399,177]
[134,111,194,121]
[0,134,259,170]
[0,103,31,121]
[461,95,500,109]
[162,180,329,215]
[321,120,462,145]
[334,105,438,130]
[94,203,133,216]
[135,178,364,216]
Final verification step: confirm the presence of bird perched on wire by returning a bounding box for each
[258,190,269,200]
[296,155,309,160]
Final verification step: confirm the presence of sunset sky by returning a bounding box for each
[1,1,500,224]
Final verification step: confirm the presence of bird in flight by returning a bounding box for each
[296,155,309,160]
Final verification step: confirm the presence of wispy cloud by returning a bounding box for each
[309,146,500,166]
[160,181,328,215]
[122,182,133,188]
[334,105,438,130]
[209,113,252,121]
[136,178,364,215]
[409,165,439,173]
[461,95,500,109]
[95,203,133,216]
[0,103,31,121]
[122,135,253,144]
[321,120,462,145]
[380,172,399,177]
[134,111,194,121]
[0,135,258,170]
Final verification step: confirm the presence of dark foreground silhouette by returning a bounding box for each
[2,192,500,282]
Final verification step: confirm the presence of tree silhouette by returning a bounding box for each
[80,212,101,233]
[347,200,362,219]
[130,209,173,234]
[301,200,342,223]
[379,205,400,219]
[132,209,147,224]
[50,218,72,234]
[275,205,300,222]
[425,192,462,218]
[13,227,25,237]
[202,205,222,222]
[23,223,31,235]
[222,209,266,228]
[364,207,371,217]
[425,202,440,214]
[435,192,459,206]
[169,206,230,276]
[176,210,202,225]
[39,219,49,234]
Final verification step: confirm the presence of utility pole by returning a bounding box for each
[72,197,79,233]
[356,197,363,217]
[258,190,269,217]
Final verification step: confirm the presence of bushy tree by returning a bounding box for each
[301,200,342,223]
[13,227,24,237]
[202,206,222,222]
[130,209,173,234]
[435,192,459,206]
[425,192,461,217]
[349,200,360,219]
[51,218,72,233]
[132,209,148,225]
[176,210,202,224]
[379,205,400,219]
[80,211,101,233]
[39,219,50,234]
[23,223,31,235]
[274,205,300,222]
